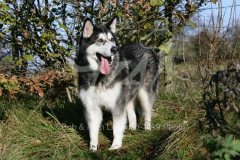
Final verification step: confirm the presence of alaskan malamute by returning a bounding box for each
[76,17,159,151]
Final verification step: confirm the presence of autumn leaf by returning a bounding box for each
[9,89,17,98]
[34,85,44,97]
[19,77,28,83]
[0,76,7,84]
[9,75,18,85]
[211,0,218,4]
[30,86,34,93]
[38,91,44,97]
[17,41,23,45]
[33,76,41,84]
[10,75,17,80]
[42,74,49,81]
[48,71,57,78]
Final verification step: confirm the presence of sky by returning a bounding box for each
[200,0,240,26]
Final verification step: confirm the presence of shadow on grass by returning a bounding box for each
[0,93,167,159]
[40,96,117,155]
[41,98,90,143]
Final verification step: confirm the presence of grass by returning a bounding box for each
[0,76,239,159]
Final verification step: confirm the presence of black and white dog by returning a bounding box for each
[76,17,159,151]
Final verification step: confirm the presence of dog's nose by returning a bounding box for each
[111,46,118,54]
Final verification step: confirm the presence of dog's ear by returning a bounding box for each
[83,18,94,38]
[106,16,118,33]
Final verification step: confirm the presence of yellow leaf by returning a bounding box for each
[17,41,22,45]
[211,0,218,4]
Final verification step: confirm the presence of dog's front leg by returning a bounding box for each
[109,108,127,150]
[85,106,102,151]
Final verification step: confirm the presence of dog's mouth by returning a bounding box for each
[96,53,113,75]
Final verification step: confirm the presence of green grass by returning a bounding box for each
[0,79,239,159]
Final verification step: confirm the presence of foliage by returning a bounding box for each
[0,71,74,97]
[199,66,240,159]
[0,82,207,159]
[0,0,214,97]
[201,134,240,160]
[186,24,240,67]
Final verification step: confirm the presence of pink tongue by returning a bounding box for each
[100,56,110,74]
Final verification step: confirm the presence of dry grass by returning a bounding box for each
[0,68,239,159]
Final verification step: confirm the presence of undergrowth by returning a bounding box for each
[0,78,240,159]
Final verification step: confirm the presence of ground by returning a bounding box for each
[0,70,239,159]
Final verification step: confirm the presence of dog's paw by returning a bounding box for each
[89,144,98,151]
[128,125,137,130]
[108,145,122,150]
[129,127,136,130]
[144,121,151,130]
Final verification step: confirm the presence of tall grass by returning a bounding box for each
[0,66,240,159]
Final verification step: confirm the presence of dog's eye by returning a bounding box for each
[97,39,104,42]
[110,38,114,42]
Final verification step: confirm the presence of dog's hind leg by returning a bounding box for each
[109,108,127,150]
[126,100,137,130]
[138,88,154,130]
[85,106,102,151]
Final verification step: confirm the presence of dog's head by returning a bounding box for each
[79,17,119,75]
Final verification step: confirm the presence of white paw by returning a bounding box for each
[128,122,137,130]
[89,144,98,151]
[129,126,136,130]
[145,121,151,130]
[108,145,122,150]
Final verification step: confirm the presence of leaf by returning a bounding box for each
[34,85,44,97]
[158,39,173,54]
[42,74,49,81]
[4,56,13,62]
[0,77,7,84]
[130,35,136,41]
[53,0,61,5]
[232,140,240,151]
[42,45,48,49]
[114,11,122,17]
[51,8,58,12]
[30,86,34,93]
[16,58,22,65]
[224,153,231,160]
[38,91,44,97]
[140,34,148,41]
[150,0,164,6]
[189,21,196,28]
[17,41,23,45]
[223,135,233,148]
[143,23,152,29]
[23,54,34,61]
[48,16,55,24]
[229,150,239,156]
[58,22,68,31]
[1,3,10,11]
[211,0,218,4]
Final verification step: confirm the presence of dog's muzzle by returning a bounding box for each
[111,46,118,54]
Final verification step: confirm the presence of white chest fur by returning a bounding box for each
[79,82,121,111]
